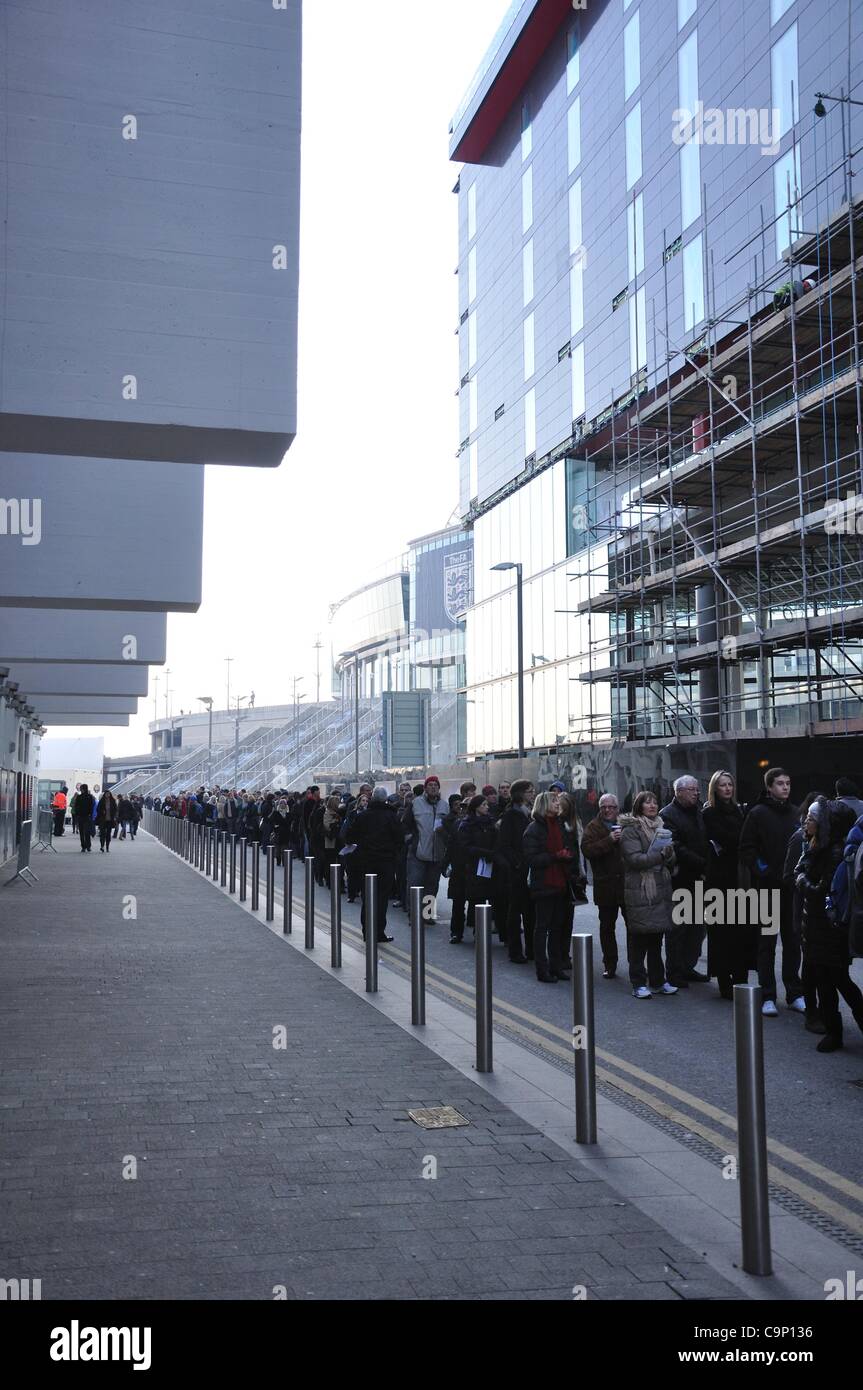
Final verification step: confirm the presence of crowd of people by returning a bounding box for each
[146,767,863,1052]
[52,785,144,853]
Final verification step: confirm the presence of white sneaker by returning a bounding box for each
[632,986,652,999]
[652,982,679,995]
[762,1000,779,1017]
[788,996,806,1013]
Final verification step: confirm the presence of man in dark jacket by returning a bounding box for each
[96,789,119,852]
[349,787,403,941]
[496,779,534,963]
[739,766,803,1015]
[73,785,95,852]
[661,776,709,985]
[581,793,626,979]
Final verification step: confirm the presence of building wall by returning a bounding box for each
[455,0,862,756]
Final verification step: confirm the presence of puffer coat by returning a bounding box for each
[620,814,676,935]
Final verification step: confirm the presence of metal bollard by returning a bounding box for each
[205,825,212,876]
[734,984,772,1275]
[251,841,260,910]
[283,852,293,935]
[220,831,228,886]
[571,931,597,1144]
[475,903,493,1072]
[410,885,426,1026]
[193,822,199,869]
[365,873,378,993]
[266,845,275,921]
[304,856,315,948]
[239,838,248,902]
[330,862,342,967]
[229,835,237,894]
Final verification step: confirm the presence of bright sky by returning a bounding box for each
[56,0,506,757]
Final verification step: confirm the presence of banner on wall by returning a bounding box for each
[414,536,474,637]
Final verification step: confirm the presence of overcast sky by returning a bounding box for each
[50,0,506,759]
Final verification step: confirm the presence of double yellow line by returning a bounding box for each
[274,884,863,1239]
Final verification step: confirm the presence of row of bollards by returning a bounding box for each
[145,809,773,1278]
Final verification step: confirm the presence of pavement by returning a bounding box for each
[0,825,850,1301]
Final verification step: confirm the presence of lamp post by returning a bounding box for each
[491,562,525,759]
[291,676,305,764]
[341,651,361,777]
[197,696,214,787]
[233,694,249,787]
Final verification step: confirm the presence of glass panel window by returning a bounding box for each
[682,234,704,330]
[523,312,535,380]
[523,239,534,305]
[624,11,640,100]
[468,442,478,500]
[770,0,794,22]
[771,23,798,138]
[629,286,646,374]
[567,97,581,175]
[525,388,536,457]
[468,311,477,368]
[569,178,583,258]
[678,30,698,117]
[522,166,533,233]
[774,145,802,259]
[521,102,532,161]
[468,245,477,303]
[469,376,477,433]
[570,263,583,337]
[566,21,580,94]
[678,0,696,28]
[467,182,476,241]
[625,103,642,190]
[680,137,701,229]
[571,341,585,421]
[626,192,644,281]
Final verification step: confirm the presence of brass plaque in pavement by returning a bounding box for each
[408,1106,470,1129]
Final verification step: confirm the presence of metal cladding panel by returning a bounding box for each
[0,610,167,664]
[4,664,150,697]
[40,713,130,726]
[382,691,431,766]
[0,0,300,465]
[0,455,203,611]
[31,695,137,714]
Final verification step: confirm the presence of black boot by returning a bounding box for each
[816,1033,843,1053]
[805,1011,827,1034]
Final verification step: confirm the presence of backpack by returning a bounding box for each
[848,840,863,957]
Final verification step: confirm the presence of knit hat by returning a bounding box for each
[424,775,440,787]
[549,780,566,792]
[481,784,496,796]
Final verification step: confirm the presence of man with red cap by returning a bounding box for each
[403,775,448,922]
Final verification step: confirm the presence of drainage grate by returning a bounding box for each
[408,1106,470,1130]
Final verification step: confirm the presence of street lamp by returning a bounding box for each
[341,651,361,776]
[233,694,249,787]
[491,562,525,759]
[197,696,214,788]
[290,676,305,763]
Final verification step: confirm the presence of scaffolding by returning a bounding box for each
[566,133,863,749]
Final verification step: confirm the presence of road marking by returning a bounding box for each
[271,884,863,1224]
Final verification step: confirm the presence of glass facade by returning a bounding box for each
[522,239,534,305]
[774,145,802,259]
[771,22,799,139]
[682,234,704,331]
[625,103,642,190]
[624,11,640,101]
[567,98,581,175]
[626,192,644,281]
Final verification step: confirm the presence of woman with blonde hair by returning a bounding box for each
[523,791,577,982]
[703,769,752,999]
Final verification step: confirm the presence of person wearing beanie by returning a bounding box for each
[403,775,447,923]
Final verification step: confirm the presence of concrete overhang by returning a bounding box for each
[40,713,130,727]
[5,664,150,697]
[0,610,167,664]
[31,696,138,715]
[0,456,203,611]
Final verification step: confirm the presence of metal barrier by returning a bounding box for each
[251,841,260,911]
[220,831,228,886]
[205,825,212,877]
[410,885,425,1026]
[304,857,315,948]
[229,835,237,894]
[475,903,493,1072]
[364,873,378,992]
[571,931,597,1144]
[734,984,772,1275]
[266,845,275,921]
[330,863,342,967]
[283,852,293,935]
[212,828,220,882]
[239,838,248,902]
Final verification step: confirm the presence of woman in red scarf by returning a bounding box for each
[522,790,576,982]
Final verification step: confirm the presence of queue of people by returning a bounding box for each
[147,766,863,1052]
[65,786,144,852]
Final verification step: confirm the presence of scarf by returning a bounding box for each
[634,814,663,903]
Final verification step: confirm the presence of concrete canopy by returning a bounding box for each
[31,696,138,715]
[0,610,166,664]
[0,455,203,611]
[5,664,150,697]
[41,714,130,727]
